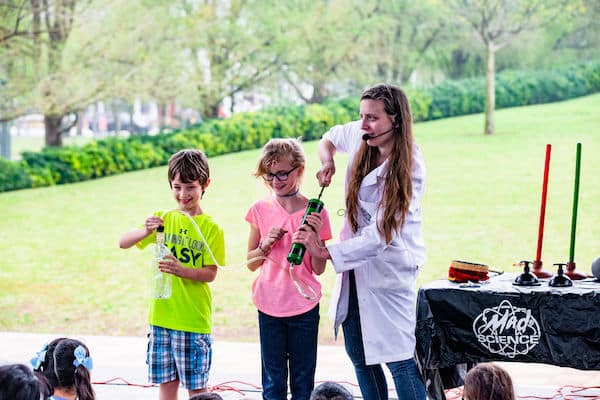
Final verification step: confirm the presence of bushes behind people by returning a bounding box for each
[1,60,598,192]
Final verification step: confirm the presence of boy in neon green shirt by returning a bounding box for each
[120,149,225,399]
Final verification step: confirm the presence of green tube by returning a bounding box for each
[287,198,324,265]
[569,143,582,263]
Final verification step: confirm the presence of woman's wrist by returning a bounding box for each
[318,243,330,260]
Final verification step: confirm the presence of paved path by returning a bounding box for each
[1,332,599,399]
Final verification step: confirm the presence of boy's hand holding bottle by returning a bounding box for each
[145,216,164,234]
[158,255,188,278]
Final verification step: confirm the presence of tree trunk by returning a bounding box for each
[207,103,219,119]
[157,103,165,133]
[44,114,63,146]
[112,102,121,135]
[31,0,41,74]
[450,49,470,79]
[0,121,11,160]
[76,110,84,136]
[484,43,495,135]
[309,84,326,104]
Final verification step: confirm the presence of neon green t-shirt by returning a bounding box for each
[137,210,226,334]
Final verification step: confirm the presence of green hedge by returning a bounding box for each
[1,60,598,192]
[425,61,600,120]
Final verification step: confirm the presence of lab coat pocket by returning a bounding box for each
[366,244,416,290]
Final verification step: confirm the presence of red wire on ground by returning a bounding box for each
[92,377,600,400]
[92,377,157,388]
[501,385,600,400]
[444,384,600,400]
[210,380,263,395]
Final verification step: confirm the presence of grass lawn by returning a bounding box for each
[1,94,599,343]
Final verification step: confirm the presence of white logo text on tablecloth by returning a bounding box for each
[473,300,540,358]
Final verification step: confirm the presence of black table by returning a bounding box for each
[415,273,600,400]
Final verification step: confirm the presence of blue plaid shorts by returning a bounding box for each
[147,325,212,390]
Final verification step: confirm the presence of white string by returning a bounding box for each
[288,264,318,300]
[162,209,318,300]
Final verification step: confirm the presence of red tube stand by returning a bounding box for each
[565,261,589,280]
[532,260,552,278]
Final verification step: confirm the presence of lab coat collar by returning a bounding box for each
[360,159,388,187]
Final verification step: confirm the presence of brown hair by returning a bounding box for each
[346,84,414,243]
[168,149,210,187]
[463,363,515,400]
[253,138,305,177]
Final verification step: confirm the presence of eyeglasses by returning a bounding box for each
[263,166,298,182]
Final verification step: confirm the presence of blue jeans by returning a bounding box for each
[258,304,320,400]
[342,272,425,400]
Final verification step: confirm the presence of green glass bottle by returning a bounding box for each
[287,198,324,265]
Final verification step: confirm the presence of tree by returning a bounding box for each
[548,0,600,61]
[359,0,447,87]
[0,0,175,146]
[170,0,289,118]
[446,0,574,135]
[275,0,377,103]
[0,1,40,122]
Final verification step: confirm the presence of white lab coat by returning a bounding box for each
[324,121,426,365]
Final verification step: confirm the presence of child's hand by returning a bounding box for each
[303,212,323,233]
[263,227,287,249]
[158,255,185,277]
[145,216,164,233]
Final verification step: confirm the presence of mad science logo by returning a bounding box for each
[473,300,540,358]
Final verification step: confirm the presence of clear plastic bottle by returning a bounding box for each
[152,225,172,299]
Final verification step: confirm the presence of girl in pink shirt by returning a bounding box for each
[245,138,332,400]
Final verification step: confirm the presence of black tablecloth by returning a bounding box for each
[415,273,600,400]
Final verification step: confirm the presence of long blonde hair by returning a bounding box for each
[346,84,414,243]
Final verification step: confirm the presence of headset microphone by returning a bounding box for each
[362,127,394,141]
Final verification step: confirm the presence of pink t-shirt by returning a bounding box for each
[245,197,332,317]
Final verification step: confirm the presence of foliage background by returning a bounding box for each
[1,95,598,342]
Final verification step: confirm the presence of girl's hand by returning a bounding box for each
[145,216,164,233]
[262,227,288,249]
[303,212,323,234]
[158,255,185,277]
[316,161,335,187]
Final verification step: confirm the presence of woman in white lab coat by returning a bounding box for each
[293,84,426,400]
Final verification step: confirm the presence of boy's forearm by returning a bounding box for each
[183,265,218,282]
[119,228,149,249]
